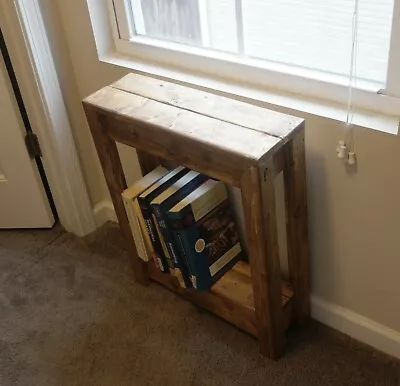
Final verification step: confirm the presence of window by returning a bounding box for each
[128,0,393,86]
[107,0,400,130]
[131,0,238,52]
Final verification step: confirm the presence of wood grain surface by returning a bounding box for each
[112,73,304,139]
[284,126,310,322]
[149,261,293,338]
[84,107,149,285]
[84,87,281,185]
[241,163,285,359]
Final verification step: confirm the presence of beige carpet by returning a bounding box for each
[0,222,399,386]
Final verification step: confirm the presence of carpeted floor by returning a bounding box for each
[0,223,399,386]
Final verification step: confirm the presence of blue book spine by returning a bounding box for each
[152,174,208,287]
[137,197,169,273]
[180,225,213,290]
[168,209,212,290]
[171,228,195,286]
[153,207,192,288]
[169,202,241,291]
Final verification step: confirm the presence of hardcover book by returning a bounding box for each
[121,166,169,262]
[151,171,208,287]
[137,166,188,272]
[168,180,241,290]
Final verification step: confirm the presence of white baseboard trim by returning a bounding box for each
[93,200,118,227]
[91,199,400,359]
[312,295,400,359]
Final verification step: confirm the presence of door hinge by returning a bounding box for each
[25,132,42,158]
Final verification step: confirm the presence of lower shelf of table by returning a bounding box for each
[148,261,294,337]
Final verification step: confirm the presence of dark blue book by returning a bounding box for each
[151,171,208,288]
[168,180,241,290]
[137,166,188,273]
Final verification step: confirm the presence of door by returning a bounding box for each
[0,46,54,228]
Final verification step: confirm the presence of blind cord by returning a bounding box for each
[345,0,359,154]
[338,0,359,162]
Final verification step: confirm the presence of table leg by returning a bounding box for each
[241,162,285,359]
[84,107,149,285]
[284,127,310,322]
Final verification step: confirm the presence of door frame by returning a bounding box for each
[0,0,96,236]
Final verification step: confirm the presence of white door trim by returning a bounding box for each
[0,0,96,236]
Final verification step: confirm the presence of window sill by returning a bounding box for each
[101,50,399,135]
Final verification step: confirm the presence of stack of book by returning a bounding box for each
[122,166,243,290]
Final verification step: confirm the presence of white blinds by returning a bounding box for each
[131,0,394,85]
[241,0,394,84]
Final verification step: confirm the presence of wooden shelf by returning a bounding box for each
[149,261,294,337]
[83,73,310,359]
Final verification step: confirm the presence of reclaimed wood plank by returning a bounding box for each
[83,87,280,185]
[232,260,252,277]
[149,262,258,337]
[212,268,255,311]
[83,106,149,285]
[283,126,310,322]
[112,73,304,139]
[241,164,285,359]
[84,86,280,162]
[232,261,293,307]
[149,261,293,338]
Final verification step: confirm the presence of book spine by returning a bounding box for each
[170,209,241,291]
[181,222,213,291]
[137,196,169,273]
[154,205,192,288]
[178,224,240,291]
[122,196,147,261]
[152,213,175,271]
[173,229,196,287]
[133,198,154,261]
[169,211,212,290]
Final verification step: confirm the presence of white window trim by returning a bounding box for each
[198,0,210,48]
[109,0,133,40]
[386,0,400,98]
[93,0,400,134]
[235,0,245,56]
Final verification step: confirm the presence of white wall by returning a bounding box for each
[41,0,400,355]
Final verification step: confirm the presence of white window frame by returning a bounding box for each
[104,0,400,133]
[386,0,400,98]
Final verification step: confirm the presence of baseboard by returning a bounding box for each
[93,200,118,227]
[311,295,400,359]
[91,199,400,359]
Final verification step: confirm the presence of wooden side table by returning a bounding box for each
[83,74,310,359]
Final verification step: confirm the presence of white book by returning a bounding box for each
[121,166,168,261]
